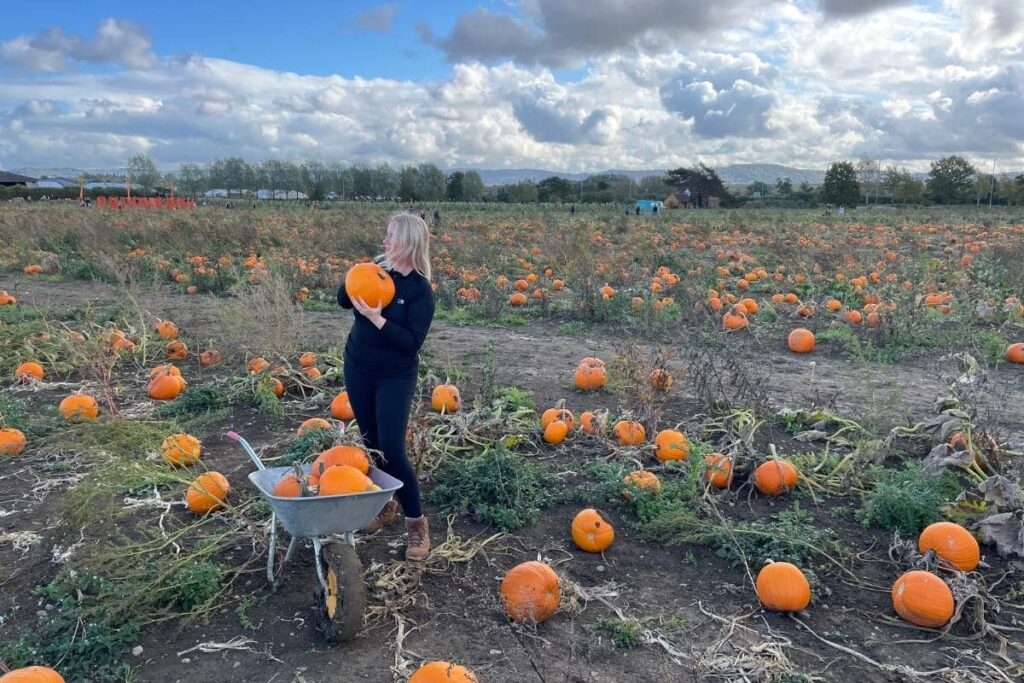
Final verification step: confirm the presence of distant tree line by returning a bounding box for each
[16,153,1021,207]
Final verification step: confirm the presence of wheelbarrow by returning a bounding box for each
[227,431,403,642]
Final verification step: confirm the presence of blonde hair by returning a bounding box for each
[378,212,431,280]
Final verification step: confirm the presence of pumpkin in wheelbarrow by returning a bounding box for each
[317,465,378,495]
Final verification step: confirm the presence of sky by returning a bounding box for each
[0,0,1022,173]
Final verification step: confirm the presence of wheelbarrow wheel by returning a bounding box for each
[313,541,365,643]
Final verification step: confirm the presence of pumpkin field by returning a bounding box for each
[1,202,1024,683]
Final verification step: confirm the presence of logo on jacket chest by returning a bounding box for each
[395,298,405,304]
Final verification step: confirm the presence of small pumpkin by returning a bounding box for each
[14,361,44,383]
[722,305,748,331]
[543,419,570,444]
[509,291,528,306]
[408,661,478,683]
[648,368,673,391]
[787,328,815,353]
[755,561,811,612]
[154,320,179,340]
[199,348,222,367]
[500,560,561,624]
[148,372,187,401]
[345,262,396,308]
[297,417,332,435]
[613,420,646,446]
[571,508,615,553]
[0,427,27,456]
[248,357,269,374]
[704,453,733,489]
[186,471,230,515]
[891,570,954,628]
[161,433,201,466]
[752,459,799,496]
[59,394,99,423]
[541,407,575,431]
[0,666,65,683]
[622,469,661,494]
[579,410,606,435]
[654,429,689,462]
[431,384,461,413]
[331,390,355,420]
[165,340,189,360]
[918,522,980,572]
[272,473,302,497]
[574,357,607,391]
[298,351,317,368]
[1006,343,1024,364]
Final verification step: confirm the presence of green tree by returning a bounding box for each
[496,180,538,203]
[856,154,881,204]
[537,176,575,203]
[460,170,485,202]
[177,163,207,199]
[1001,174,1024,206]
[775,177,794,197]
[821,161,860,207]
[883,166,924,205]
[664,163,726,197]
[127,154,160,195]
[926,155,975,204]
[415,163,446,201]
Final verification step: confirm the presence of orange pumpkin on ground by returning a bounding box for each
[648,368,673,391]
[579,410,606,435]
[543,419,570,444]
[345,262,396,308]
[1006,343,1024,364]
[574,357,607,391]
[752,459,799,496]
[199,349,222,367]
[623,470,661,494]
[154,320,179,339]
[0,428,27,456]
[654,429,689,462]
[431,384,461,413]
[161,433,201,466]
[509,292,528,306]
[14,361,44,382]
[298,352,317,368]
[891,570,954,628]
[59,394,99,423]
[408,661,478,683]
[248,357,269,374]
[165,340,189,360]
[572,508,615,553]
[309,445,371,484]
[186,471,230,515]
[787,328,815,353]
[331,391,355,420]
[148,372,187,400]
[541,407,575,431]
[918,522,980,572]
[318,465,373,496]
[500,560,561,624]
[613,420,645,446]
[704,454,733,489]
[0,666,65,683]
[756,561,811,612]
[297,417,332,435]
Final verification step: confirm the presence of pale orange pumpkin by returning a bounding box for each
[574,357,607,391]
[331,390,355,420]
[186,471,230,515]
[654,429,689,462]
[161,433,201,466]
[14,361,44,383]
[752,459,799,496]
[431,384,461,413]
[59,394,99,423]
[613,420,646,446]
[297,417,332,435]
[0,428,27,456]
[622,469,661,494]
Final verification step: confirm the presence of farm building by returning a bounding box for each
[634,199,664,214]
[663,191,720,209]
[0,171,37,187]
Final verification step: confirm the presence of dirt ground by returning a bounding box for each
[2,274,1023,683]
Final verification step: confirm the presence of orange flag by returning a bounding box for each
[126,175,132,199]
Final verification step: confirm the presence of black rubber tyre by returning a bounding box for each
[313,541,365,643]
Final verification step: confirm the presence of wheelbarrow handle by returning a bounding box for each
[226,431,266,471]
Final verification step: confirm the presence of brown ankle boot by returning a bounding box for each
[362,500,398,534]
[405,516,430,561]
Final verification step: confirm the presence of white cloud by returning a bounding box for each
[0,18,155,72]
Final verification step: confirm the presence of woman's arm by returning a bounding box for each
[337,284,353,309]
[377,284,435,353]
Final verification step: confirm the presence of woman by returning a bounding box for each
[337,213,435,560]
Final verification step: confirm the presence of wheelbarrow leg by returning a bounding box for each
[266,512,278,586]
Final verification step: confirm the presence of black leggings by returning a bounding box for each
[343,361,422,518]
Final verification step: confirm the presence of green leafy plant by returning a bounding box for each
[596,617,643,648]
[856,462,961,535]
[426,445,557,530]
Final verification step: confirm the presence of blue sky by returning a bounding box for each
[0,1,1021,171]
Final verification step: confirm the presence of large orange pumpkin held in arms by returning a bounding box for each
[345,262,396,308]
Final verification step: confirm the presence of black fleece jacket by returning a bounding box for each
[337,268,435,374]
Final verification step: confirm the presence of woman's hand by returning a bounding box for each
[352,296,386,329]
